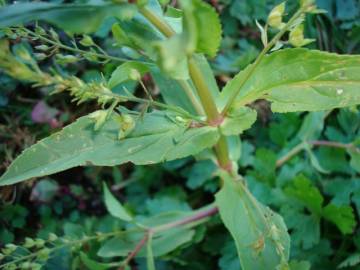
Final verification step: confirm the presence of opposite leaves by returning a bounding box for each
[0,110,219,186]
[220,48,360,113]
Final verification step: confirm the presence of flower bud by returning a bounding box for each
[129,68,141,81]
[34,53,47,61]
[90,110,108,131]
[37,248,50,261]
[268,2,286,29]
[20,262,31,269]
[35,238,45,248]
[289,24,315,47]
[24,237,35,248]
[48,233,58,242]
[35,45,49,51]
[79,35,95,47]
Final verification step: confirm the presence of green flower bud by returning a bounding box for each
[49,28,59,41]
[129,68,141,81]
[34,53,47,61]
[20,262,31,269]
[122,114,135,133]
[90,110,108,131]
[37,248,50,261]
[79,35,95,47]
[30,263,42,270]
[48,233,58,242]
[35,238,45,248]
[289,24,315,47]
[2,244,16,255]
[35,26,46,36]
[56,54,79,64]
[35,45,50,51]
[268,2,286,29]
[24,237,35,248]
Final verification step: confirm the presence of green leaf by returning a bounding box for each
[150,68,199,115]
[296,112,326,141]
[281,207,320,249]
[80,252,111,270]
[304,146,330,174]
[97,232,143,258]
[220,48,360,112]
[248,148,277,186]
[108,62,151,89]
[142,227,195,257]
[0,1,136,34]
[289,260,311,270]
[215,172,290,270]
[338,253,360,269]
[348,147,360,173]
[186,160,216,190]
[98,227,194,258]
[103,183,133,222]
[154,34,189,80]
[180,0,222,57]
[322,204,356,234]
[284,175,323,216]
[220,106,257,136]
[0,110,219,186]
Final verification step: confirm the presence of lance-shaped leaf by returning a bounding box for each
[220,48,360,113]
[0,1,136,34]
[103,183,133,222]
[215,172,290,270]
[0,110,219,186]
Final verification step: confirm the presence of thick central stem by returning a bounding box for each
[187,56,221,124]
[139,7,232,170]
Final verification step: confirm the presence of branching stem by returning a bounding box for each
[139,6,232,170]
[19,28,131,63]
[276,140,356,168]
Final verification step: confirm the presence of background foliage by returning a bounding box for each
[0,0,360,269]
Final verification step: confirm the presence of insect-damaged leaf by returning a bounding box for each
[215,172,290,270]
[0,110,219,186]
[220,48,360,113]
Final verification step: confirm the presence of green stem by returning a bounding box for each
[187,56,221,124]
[139,7,176,37]
[221,8,306,115]
[276,142,306,168]
[177,80,205,115]
[139,6,232,169]
[21,28,131,63]
[138,7,204,116]
[276,140,356,168]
